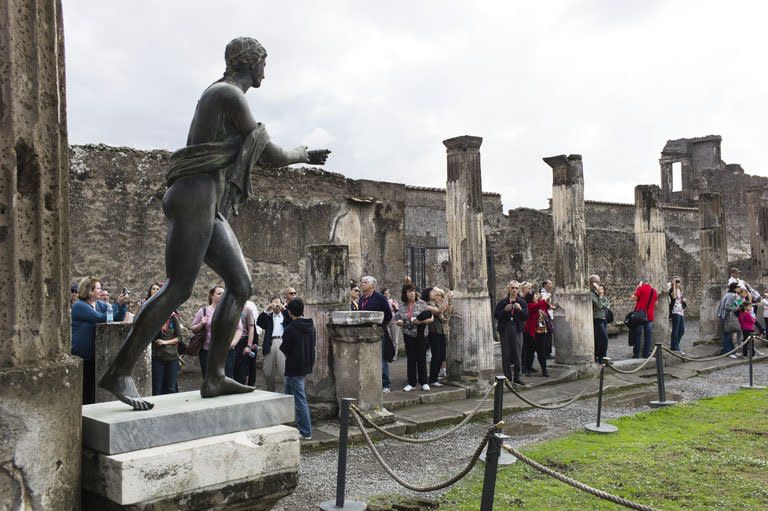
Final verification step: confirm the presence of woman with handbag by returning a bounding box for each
[630,278,658,359]
[590,276,610,363]
[717,282,742,357]
[394,284,433,392]
[524,291,552,376]
[147,282,183,395]
[668,277,687,353]
[191,286,224,378]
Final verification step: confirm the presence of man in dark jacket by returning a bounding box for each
[358,275,394,392]
[280,298,316,440]
[494,280,528,385]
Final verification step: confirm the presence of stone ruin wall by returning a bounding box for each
[70,135,763,326]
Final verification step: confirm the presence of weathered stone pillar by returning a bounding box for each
[328,311,393,423]
[304,244,348,412]
[543,154,593,365]
[634,185,670,343]
[747,188,768,283]
[0,1,82,508]
[699,192,728,341]
[443,136,494,382]
[95,323,151,403]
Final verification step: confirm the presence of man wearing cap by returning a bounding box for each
[728,267,761,305]
[630,277,657,358]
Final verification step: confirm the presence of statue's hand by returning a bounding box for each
[308,149,331,165]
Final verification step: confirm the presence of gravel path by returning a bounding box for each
[274,361,766,510]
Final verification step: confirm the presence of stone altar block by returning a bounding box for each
[82,391,299,509]
[329,311,393,423]
[95,322,152,403]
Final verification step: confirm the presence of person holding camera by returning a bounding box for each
[668,277,687,353]
[494,280,529,385]
[394,283,433,392]
[257,296,290,391]
[590,275,610,363]
[146,282,182,395]
[234,299,260,386]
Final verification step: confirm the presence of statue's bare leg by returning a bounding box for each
[200,215,255,397]
[99,175,216,409]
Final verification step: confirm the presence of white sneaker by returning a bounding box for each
[382,387,391,393]
[403,384,414,392]
[729,354,738,359]
[421,384,430,391]
[430,381,443,387]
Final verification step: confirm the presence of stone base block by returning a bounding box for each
[446,295,495,381]
[83,390,294,454]
[82,425,299,507]
[0,356,82,511]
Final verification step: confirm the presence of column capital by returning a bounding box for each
[544,154,583,185]
[443,135,483,152]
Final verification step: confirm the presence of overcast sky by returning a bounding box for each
[62,1,768,211]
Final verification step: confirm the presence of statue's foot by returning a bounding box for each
[98,370,155,411]
[200,375,255,398]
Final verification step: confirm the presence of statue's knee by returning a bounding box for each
[232,278,253,301]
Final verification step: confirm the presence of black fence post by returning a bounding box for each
[741,336,766,390]
[480,376,508,511]
[650,343,676,407]
[585,358,617,433]
[319,398,366,511]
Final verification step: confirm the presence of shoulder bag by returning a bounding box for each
[628,288,655,329]
[185,308,207,356]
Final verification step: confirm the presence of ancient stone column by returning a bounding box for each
[634,185,670,343]
[443,136,494,382]
[699,192,728,341]
[543,155,593,364]
[304,245,348,412]
[0,1,82,509]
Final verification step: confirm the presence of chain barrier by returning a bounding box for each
[503,371,600,410]
[349,406,496,492]
[349,381,498,444]
[499,443,657,511]
[662,337,758,362]
[605,345,659,374]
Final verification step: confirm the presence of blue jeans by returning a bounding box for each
[593,318,608,362]
[670,314,685,351]
[381,336,391,389]
[152,358,180,395]
[631,320,654,358]
[225,349,236,378]
[285,376,312,438]
[721,318,741,353]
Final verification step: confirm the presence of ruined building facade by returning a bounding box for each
[69,135,763,323]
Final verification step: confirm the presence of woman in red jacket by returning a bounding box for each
[523,290,552,377]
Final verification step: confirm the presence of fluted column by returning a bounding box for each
[698,192,727,340]
[0,1,82,508]
[443,135,494,382]
[634,185,670,343]
[544,154,593,364]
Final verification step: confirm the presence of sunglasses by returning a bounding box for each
[509,287,519,290]
[287,291,297,295]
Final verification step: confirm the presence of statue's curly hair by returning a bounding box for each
[224,37,267,76]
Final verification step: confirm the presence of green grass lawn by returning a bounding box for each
[441,389,768,510]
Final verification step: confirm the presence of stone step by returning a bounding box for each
[82,390,294,454]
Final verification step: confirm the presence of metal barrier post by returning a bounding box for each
[319,398,366,511]
[480,376,509,511]
[650,343,676,407]
[742,336,766,389]
[585,358,618,433]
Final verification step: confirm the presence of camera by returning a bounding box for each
[122,287,131,296]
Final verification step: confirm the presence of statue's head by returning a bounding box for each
[224,37,267,82]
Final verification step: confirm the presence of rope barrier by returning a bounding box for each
[349,406,494,492]
[662,337,757,362]
[606,345,659,374]
[500,443,657,511]
[349,381,497,444]
[503,372,599,410]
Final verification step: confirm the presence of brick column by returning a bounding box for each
[443,135,494,382]
[304,245,348,410]
[0,1,82,508]
[699,192,728,340]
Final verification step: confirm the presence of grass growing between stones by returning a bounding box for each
[441,389,768,510]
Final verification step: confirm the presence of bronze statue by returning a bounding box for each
[99,37,330,409]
